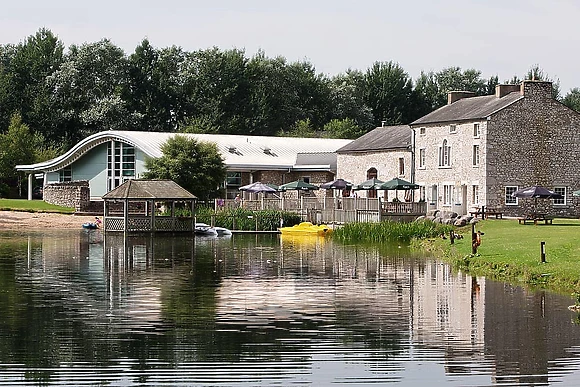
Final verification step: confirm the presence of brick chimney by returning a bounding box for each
[447,91,476,105]
[495,84,520,98]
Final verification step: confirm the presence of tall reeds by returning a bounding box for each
[333,220,453,244]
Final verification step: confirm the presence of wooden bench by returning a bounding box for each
[470,209,503,219]
[518,216,553,225]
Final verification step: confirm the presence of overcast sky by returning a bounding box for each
[2,0,578,93]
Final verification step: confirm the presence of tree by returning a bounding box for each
[143,135,226,201]
[0,113,37,197]
[363,61,414,126]
[323,118,365,139]
[563,88,580,112]
[327,71,374,131]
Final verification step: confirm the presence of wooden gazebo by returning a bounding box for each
[102,179,197,233]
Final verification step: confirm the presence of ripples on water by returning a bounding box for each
[1,230,580,386]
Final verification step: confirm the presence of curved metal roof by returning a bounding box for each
[16,130,353,172]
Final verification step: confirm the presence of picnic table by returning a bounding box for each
[469,207,503,219]
[517,213,554,225]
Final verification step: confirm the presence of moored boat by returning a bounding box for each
[278,222,332,235]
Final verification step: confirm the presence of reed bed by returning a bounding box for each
[333,220,453,244]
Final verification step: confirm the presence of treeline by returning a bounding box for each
[1,28,580,194]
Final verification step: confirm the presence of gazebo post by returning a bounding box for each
[123,198,129,234]
[150,199,155,232]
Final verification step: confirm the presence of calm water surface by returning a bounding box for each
[1,229,580,386]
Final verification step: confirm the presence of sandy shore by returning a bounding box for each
[0,211,98,230]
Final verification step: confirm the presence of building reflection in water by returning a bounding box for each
[19,230,580,384]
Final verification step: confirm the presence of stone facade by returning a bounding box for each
[337,150,411,200]
[43,181,91,212]
[413,81,580,217]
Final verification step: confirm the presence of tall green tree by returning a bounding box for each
[143,135,226,201]
[328,71,374,131]
[563,88,580,112]
[47,39,135,146]
[0,113,37,196]
[363,61,414,126]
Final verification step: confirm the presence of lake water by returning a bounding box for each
[1,230,580,386]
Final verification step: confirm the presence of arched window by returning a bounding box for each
[438,139,451,167]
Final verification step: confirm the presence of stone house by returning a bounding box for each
[16,131,352,204]
[336,124,413,200]
[411,80,580,217]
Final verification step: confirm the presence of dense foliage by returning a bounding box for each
[195,207,301,231]
[142,135,226,201]
[0,28,575,196]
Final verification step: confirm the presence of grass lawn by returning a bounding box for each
[0,199,75,213]
[429,217,580,295]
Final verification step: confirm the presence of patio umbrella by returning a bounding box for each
[353,178,384,190]
[573,190,580,197]
[377,177,420,191]
[278,180,319,191]
[511,185,564,215]
[239,181,278,193]
[320,178,353,190]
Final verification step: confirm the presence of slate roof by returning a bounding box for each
[102,179,197,200]
[411,92,523,126]
[336,125,411,153]
[294,152,337,170]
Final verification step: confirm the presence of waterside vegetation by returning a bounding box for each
[422,218,580,295]
[333,220,453,244]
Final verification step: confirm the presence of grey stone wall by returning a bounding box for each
[43,181,90,212]
[487,81,580,217]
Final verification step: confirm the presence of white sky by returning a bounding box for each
[2,0,579,93]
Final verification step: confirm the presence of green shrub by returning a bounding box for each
[194,207,301,231]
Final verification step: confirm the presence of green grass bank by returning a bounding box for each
[424,218,580,295]
[0,199,74,213]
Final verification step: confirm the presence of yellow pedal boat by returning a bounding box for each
[278,222,333,235]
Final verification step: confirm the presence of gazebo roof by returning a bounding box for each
[102,179,197,200]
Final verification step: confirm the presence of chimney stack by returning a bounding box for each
[495,84,520,98]
[447,91,476,105]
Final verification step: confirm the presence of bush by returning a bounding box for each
[333,219,453,244]
[194,207,301,231]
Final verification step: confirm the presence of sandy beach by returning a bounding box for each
[0,211,98,230]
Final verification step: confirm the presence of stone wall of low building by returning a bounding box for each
[337,150,412,199]
[487,81,580,217]
[43,181,91,212]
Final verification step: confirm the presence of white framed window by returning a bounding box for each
[449,124,457,133]
[472,185,479,205]
[438,139,451,167]
[473,123,480,138]
[472,144,480,166]
[419,148,426,168]
[59,166,72,182]
[399,158,405,176]
[443,185,453,206]
[419,127,426,135]
[553,187,566,205]
[419,186,426,201]
[505,186,518,205]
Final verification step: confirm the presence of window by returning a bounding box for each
[419,186,426,201]
[553,187,566,205]
[443,185,453,206]
[438,139,451,167]
[107,141,135,191]
[472,145,480,166]
[473,123,480,137]
[399,158,405,176]
[472,185,479,205]
[449,124,457,133]
[505,186,518,205]
[59,166,72,182]
[302,176,311,184]
[226,172,241,187]
[419,127,426,135]
[419,148,426,168]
